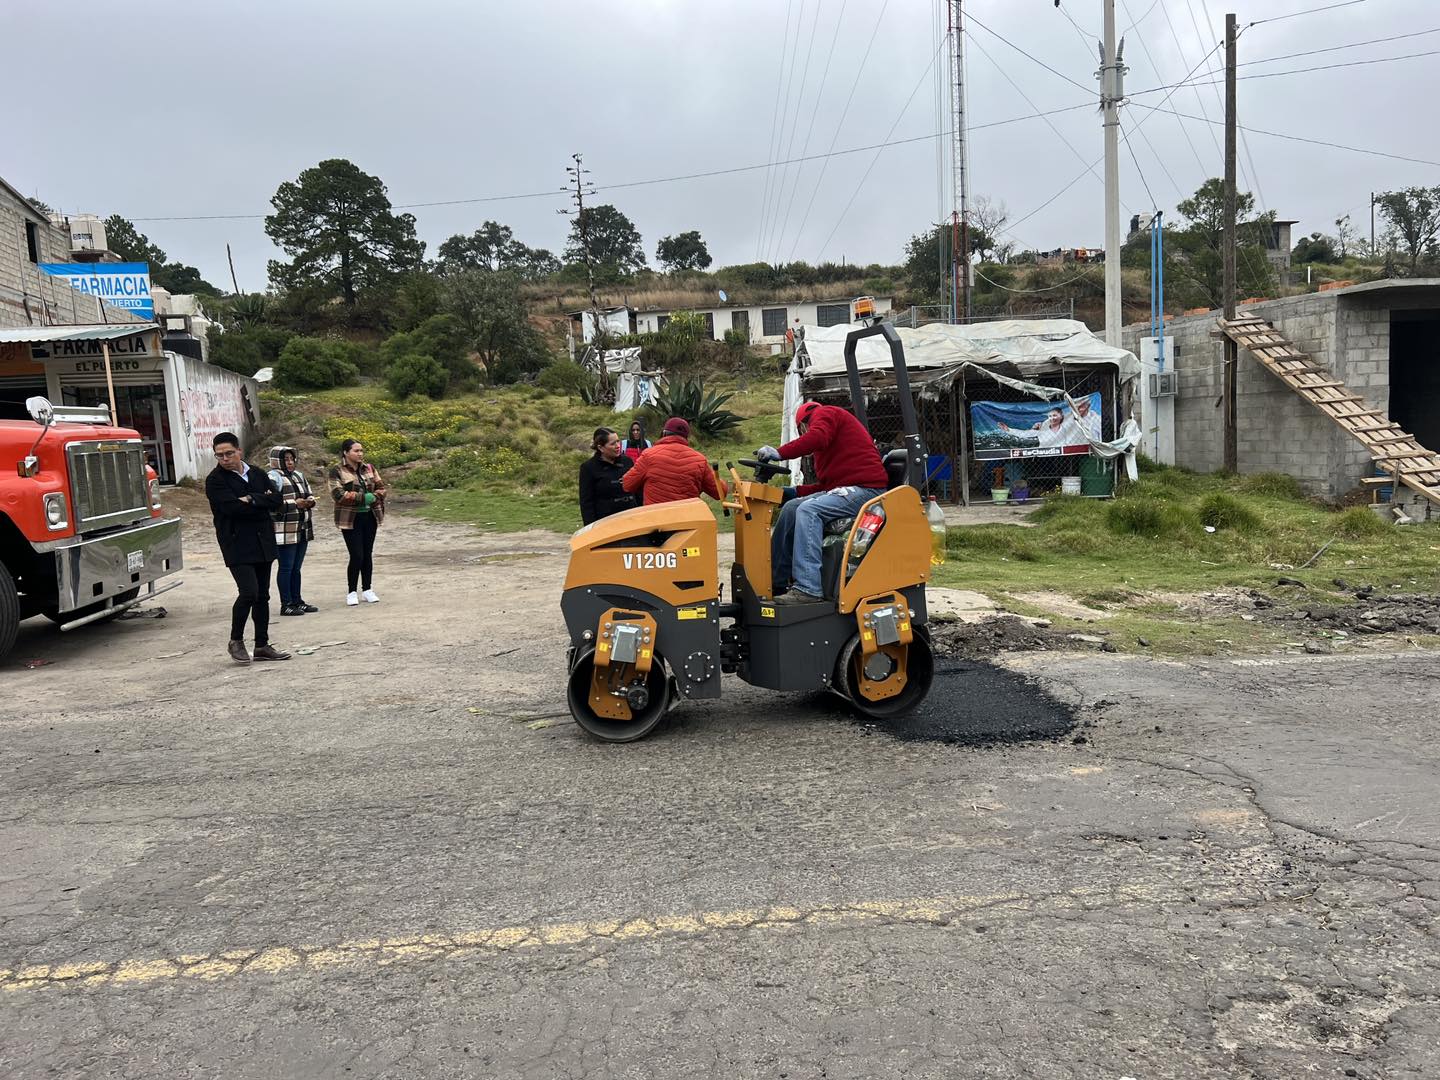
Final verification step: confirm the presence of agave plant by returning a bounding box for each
[227,292,270,329]
[653,379,742,437]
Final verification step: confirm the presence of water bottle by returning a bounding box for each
[927,496,947,567]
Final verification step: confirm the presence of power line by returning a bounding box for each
[1122,0,1164,35]
[760,0,820,263]
[963,11,1095,95]
[975,265,1100,293]
[755,0,797,262]
[783,0,892,263]
[126,101,1099,227]
[815,38,946,259]
[1126,100,1440,168]
[1130,48,1440,94]
[770,0,849,265]
[1240,26,1440,66]
[1249,0,1371,27]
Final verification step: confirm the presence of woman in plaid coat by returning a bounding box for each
[329,439,387,606]
[267,446,318,616]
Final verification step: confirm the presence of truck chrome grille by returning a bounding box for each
[67,441,149,530]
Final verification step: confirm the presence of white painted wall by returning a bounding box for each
[632,297,894,343]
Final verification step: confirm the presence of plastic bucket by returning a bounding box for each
[1061,476,1082,496]
[992,488,1010,504]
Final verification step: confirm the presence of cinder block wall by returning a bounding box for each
[1,185,141,328]
[1123,292,1376,497]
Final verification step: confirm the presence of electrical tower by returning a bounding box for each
[948,0,971,323]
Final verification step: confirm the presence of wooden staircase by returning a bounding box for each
[1218,314,1440,508]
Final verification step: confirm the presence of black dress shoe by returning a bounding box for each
[298,602,319,613]
[253,644,291,661]
[228,640,251,664]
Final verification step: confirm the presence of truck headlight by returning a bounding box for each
[44,492,69,530]
[149,477,161,510]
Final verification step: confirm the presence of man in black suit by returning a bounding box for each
[205,432,291,665]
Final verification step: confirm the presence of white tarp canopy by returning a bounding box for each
[614,371,662,412]
[794,319,1140,384]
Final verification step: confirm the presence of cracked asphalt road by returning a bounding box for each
[2,511,1438,1078]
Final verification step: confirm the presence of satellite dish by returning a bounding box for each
[717,289,729,303]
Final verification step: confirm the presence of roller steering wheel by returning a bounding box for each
[738,458,788,482]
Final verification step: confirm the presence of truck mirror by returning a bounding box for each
[25,397,54,428]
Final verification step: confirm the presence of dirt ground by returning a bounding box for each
[2,499,1438,1079]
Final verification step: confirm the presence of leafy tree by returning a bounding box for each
[1291,232,1337,265]
[380,314,472,384]
[565,204,646,276]
[264,159,425,308]
[435,221,560,280]
[1334,213,1356,259]
[103,214,221,296]
[274,336,359,391]
[656,230,713,271]
[902,225,958,302]
[385,353,449,399]
[206,324,290,376]
[1167,178,1274,308]
[1375,187,1440,275]
[439,270,551,383]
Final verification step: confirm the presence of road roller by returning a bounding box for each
[560,320,936,741]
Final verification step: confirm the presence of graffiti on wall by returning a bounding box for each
[180,358,258,462]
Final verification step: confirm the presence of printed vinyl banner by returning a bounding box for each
[970,392,1103,460]
[37,263,153,320]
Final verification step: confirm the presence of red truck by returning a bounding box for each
[1,396,183,660]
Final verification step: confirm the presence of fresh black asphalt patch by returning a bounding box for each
[835,659,1078,747]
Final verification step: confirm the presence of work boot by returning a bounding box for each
[253,644,292,662]
[772,588,824,606]
[228,640,251,665]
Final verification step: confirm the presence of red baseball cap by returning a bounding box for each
[662,416,691,438]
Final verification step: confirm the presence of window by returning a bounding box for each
[700,312,715,338]
[656,314,671,330]
[25,221,40,263]
[731,310,750,340]
[816,303,851,327]
[762,308,788,337]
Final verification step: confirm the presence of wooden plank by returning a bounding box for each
[1369,434,1425,446]
[1293,380,1345,390]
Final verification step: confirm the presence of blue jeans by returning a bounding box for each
[276,537,308,607]
[771,486,884,597]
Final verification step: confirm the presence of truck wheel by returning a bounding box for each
[43,588,140,627]
[0,562,18,661]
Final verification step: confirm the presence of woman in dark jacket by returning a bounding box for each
[579,427,635,525]
[621,420,651,464]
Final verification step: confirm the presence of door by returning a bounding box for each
[731,310,750,342]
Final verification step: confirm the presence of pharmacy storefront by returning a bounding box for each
[13,325,260,482]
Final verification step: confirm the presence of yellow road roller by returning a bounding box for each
[561,320,935,741]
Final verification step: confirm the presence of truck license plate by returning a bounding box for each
[127,550,144,572]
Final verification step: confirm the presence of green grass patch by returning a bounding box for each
[937,471,1440,598]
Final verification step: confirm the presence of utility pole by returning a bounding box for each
[948,0,971,322]
[1100,0,1125,346]
[559,153,609,398]
[1222,12,1238,473]
[1370,191,1376,258]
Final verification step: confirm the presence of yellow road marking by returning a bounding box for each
[1,886,1185,995]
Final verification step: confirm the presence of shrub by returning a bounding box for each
[1198,492,1261,532]
[399,446,528,489]
[1106,497,1197,538]
[274,337,359,391]
[536,362,595,398]
[1335,505,1387,538]
[321,418,407,468]
[208,325,291,377]
[386,353,449,399]
[1240,472,1305,500]
[652,379,742,437]
[381,314,473,385]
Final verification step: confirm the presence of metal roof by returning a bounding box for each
[0,323,158,344]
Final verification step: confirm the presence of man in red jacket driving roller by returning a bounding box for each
[756,400,888,605]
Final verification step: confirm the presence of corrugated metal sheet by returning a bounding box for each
[0,324,157,344]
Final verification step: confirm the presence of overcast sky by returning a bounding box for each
[8,0,1436,292]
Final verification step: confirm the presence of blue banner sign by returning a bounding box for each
[38,262,154,320]
[970,393,1103,460]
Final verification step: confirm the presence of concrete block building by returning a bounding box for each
[1122,280,1440,499]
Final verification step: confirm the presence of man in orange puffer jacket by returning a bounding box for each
[621,417,726,506]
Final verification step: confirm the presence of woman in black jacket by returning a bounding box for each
[205,432,290,665]
[579,427,636,525]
